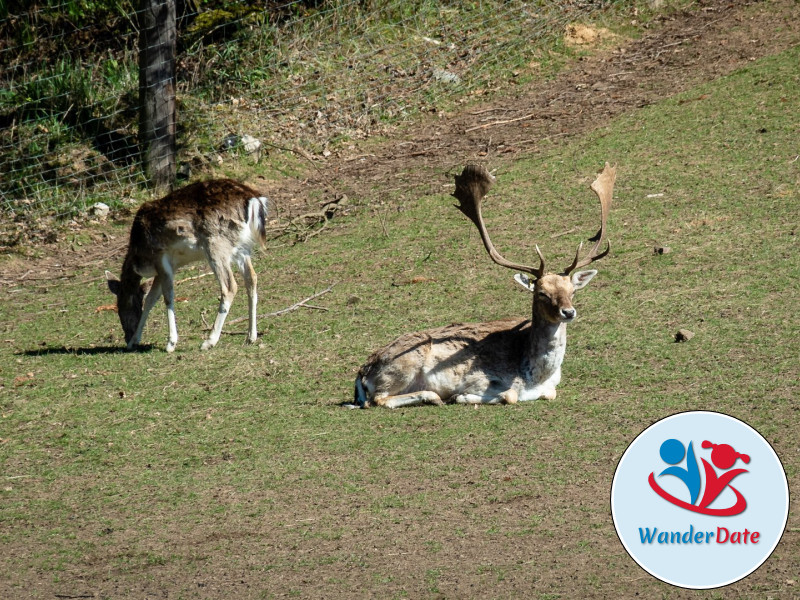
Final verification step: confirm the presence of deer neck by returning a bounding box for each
[524,308,568,383]
[118,255,144,305]
[529,310,566,352]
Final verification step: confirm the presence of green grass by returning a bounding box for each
[1,44,799,598]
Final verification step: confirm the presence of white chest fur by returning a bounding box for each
[517,323,566,401]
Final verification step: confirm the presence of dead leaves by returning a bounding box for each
[391,275,437,287]
[13,372,35,386]
[564,24,618,48]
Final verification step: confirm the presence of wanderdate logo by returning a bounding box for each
[649,438,750,516]
[611,411,789,589]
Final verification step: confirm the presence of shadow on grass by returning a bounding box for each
[19,344,155,356]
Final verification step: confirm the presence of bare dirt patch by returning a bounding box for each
[309,0,800,205]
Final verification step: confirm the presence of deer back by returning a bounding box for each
[126,179,267,275]
[358,318,533,398]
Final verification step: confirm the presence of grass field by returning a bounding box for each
[1,30,799,600]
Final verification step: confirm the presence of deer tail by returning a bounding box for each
[247,196,269,245]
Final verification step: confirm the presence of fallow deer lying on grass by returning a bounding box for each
[106,179,269,352]
[352,163,615,408]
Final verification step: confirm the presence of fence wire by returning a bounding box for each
[1,0,612,233]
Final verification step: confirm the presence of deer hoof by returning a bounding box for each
[422,391,445,406]
[502,390,519,405]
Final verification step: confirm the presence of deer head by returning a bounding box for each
[452,163,616,323]
[106,268,153,344]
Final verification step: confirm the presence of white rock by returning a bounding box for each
[90,202,110,219]
[241,134,262,154]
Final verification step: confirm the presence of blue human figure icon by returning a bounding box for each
[658,439,701,505]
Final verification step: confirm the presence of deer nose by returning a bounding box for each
[561,308,576,320]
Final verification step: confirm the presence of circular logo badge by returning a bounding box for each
[611,411,789,589]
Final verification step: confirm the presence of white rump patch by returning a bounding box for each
[246,196,269,242]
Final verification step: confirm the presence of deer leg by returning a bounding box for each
[129,276,162,349]
[240,255,258,344]
[451,389,518,405]
[373,391,445,409]
[532,370,560,401]
[156,264,180,353]
[202,262,237,350]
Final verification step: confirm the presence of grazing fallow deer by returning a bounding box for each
[353,163,615,408]
[106,178,269,352]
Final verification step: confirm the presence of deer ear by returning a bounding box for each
[105,270,121,296]
[571,269,597,290]
[514,273,536,292]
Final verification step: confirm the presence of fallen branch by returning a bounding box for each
[550,227,579,239]
[469,107,513,116]
[176,271,214,285]
[465,112,539,133]
[263,196,347,244]
[225,283,336,326]
[344,153,377,162]
[261,140,322,172]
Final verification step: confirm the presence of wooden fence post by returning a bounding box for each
[138,0,176,190]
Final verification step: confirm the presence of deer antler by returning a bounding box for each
[562,162,616,275]
[452,164,545,278]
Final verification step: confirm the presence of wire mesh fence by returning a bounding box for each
[1,0,615,233]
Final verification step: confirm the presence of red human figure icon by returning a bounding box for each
[698,441,750,512]
[704,441,751,469]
